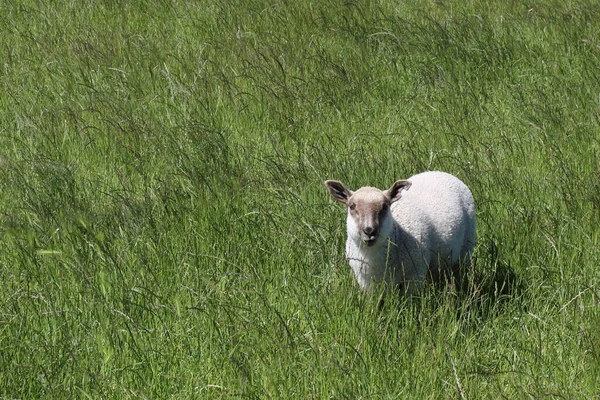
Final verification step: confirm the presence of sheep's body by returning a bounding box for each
[339,171,476,293]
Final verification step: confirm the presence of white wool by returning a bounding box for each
[343,171,476,294]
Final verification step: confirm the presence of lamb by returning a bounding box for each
[325,171,476,294]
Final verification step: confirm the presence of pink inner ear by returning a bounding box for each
[327,181,352,204]
[389,180,411,202]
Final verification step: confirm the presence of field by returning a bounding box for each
[1,0,599,398]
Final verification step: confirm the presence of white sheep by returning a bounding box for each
[325,171,476,294]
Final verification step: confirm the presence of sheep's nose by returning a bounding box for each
[362,226,378,246]
[363,226,377,236]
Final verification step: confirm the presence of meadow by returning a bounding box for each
[1,0,599,398]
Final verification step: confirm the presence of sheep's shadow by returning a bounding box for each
[427,240,523,319]
[451,261,520,312]
[376,241,523,319]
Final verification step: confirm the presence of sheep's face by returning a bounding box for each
[346,188,391,246]
[325,179,412,247]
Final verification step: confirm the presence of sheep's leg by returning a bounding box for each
[396,259,427,296]
[403,278,425,296]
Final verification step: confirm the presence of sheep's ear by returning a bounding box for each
[325,180,353,205]
[387,180,411,203]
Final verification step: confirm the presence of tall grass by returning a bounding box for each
[1,0,599,398]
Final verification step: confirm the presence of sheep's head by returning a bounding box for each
[325,179,411,247]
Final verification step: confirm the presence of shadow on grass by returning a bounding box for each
[374,240,524,320]
[433,239,525,320]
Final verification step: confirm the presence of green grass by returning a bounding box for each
[1,0,599,398]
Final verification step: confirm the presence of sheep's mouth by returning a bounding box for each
[362,236,378,247]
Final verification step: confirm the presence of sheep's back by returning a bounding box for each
[391,171,475,264]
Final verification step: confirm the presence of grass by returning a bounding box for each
[1,0,599,398]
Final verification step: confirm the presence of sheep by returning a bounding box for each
[325,171,476,294]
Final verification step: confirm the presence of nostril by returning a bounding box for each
[364,227,376,236]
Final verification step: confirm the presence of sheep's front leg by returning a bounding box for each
[395,258,427,296]
[402,276,425,296]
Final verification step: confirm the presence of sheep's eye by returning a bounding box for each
[348,203,356,211]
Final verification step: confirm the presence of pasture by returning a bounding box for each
[1,0,599,398]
